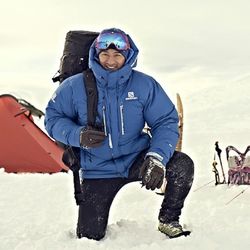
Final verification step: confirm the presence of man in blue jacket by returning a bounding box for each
[45,28,194,240]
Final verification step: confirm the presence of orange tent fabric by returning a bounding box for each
[0,95,68,173]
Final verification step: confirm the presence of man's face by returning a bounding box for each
[98,49,126,71]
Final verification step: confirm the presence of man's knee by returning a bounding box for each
[77,203,108,241]
[166,151,194,179]
[77,226,106,241]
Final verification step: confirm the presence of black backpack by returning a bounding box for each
[52,30,99,129]
[52,30,99,83]
[53,30,100,205]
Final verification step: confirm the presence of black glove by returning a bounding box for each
[62,146,80,172]
[80,126,105,148]
[139,156,165,190]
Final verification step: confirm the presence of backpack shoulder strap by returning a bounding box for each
[83,68,98,127]
[66,69,98,206]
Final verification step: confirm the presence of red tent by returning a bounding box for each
[0,94,68,173]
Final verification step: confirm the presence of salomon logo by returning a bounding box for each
[125,92,138,100]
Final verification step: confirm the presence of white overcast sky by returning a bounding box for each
[0,0,250,102]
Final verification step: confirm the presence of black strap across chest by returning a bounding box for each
[83,69,98,128]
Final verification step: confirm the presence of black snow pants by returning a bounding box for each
[76,151,194,240]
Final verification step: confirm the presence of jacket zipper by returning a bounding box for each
[108,133,113,148]
[120,104,125,135]
[103,105,113,149]
[102,106,107,136]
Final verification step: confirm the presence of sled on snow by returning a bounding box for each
[0,94,68,173]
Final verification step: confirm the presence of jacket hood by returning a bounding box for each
[88,28,139,76]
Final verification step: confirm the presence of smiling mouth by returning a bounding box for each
[106,66,116,70]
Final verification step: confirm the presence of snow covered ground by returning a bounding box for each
[1,69,250,250]
[1,1,250,249]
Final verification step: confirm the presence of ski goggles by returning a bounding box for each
[95,31,130,51]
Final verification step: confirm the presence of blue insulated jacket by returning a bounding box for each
[45,30,179,179]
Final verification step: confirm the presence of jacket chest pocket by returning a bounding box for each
[119,100,144,139]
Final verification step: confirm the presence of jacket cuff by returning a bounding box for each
[145,152,164,162]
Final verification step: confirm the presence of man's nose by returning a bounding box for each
[106,56,116,65]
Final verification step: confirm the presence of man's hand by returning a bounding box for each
[80,126,105,148]
[62,147,80,172]
[139,156,165,190]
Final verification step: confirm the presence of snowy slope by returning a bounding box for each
[1,0,250,248]
[1,72,250,250]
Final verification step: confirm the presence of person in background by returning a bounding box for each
[45,28,194,240]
